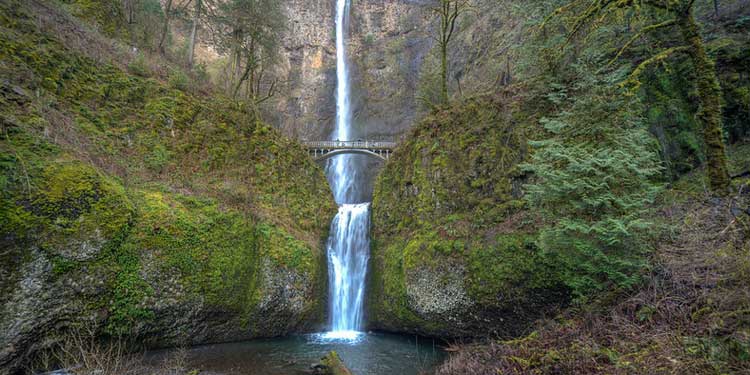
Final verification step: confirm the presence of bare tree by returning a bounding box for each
[123,0,140,24]
[187,0,202,67]
[430,0,471,105]
[210,0,284,103]
[157,0,174,54]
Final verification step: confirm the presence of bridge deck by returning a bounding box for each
[302,140,396,161]
[302,140,396,150]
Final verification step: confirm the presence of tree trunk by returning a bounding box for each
[678,10,730,194]
[158,0,173,54]
[234,49,256,99]
[124,0,136,24]
[187,0,201,67]
[440,40,448,105]
[232,27,243,85]
[713,0,719,17]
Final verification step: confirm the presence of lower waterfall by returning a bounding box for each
[323,203,371,339]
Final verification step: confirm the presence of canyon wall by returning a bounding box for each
[269,0,524,141]
[269,0,433,141]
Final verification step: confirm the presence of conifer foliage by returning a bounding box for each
[524,66,663,303]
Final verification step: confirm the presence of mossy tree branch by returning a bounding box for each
[543,0,731,193]
[604,18,677,68]
[622,45,689,89]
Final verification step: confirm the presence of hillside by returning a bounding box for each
[0,0,335,372]
[368,0,750,371]
[435,152,750,373]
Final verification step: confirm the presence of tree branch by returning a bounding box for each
[622,45,689,89]
[604,18,677,68]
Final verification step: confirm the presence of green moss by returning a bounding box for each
[256,223,315,273]
[29,163,134,257]
[50,256,80,275]
[65,0,129,37]
[369,97,568,336]
[105,240,155,336]
[133,191,257,309]
[466,234,554,305]
[0,0,334,346]
[368,237,454,333]
[320,351,353,375]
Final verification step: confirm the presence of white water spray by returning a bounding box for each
[319,0,371,342]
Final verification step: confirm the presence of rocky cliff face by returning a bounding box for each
[0,172,329,372]
[269,0,434,141]
[270,0,525,141]
[267,0,336,140]
[346,0,433,140]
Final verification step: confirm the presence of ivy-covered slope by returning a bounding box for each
[0,1,335,372]
[367,97,569,338]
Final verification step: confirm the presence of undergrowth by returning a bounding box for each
[435,144,750,374]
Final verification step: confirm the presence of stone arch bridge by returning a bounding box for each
[302,140,396,162]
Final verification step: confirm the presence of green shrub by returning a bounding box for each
[167,68,189,91]
[364,33,375,45]
[144,143,171,172]
[127,53,150,77]
[192,63,210,87]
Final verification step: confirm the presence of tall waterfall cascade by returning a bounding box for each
[319,0,371,342]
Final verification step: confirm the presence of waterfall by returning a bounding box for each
[326,203,370,337]
[334,0,351,143]
[319,0,371,341]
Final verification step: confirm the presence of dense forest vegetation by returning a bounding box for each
[381,0,750,373]
[1,0,749,374]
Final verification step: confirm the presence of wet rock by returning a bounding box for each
[310,351,353,375]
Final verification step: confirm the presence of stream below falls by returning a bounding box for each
[146,333,446,375]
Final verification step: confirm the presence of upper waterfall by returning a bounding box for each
[334,0,351,142]
[326,0,363,205]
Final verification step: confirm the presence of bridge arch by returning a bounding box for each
[302,140,396,163]
[313,148,388,162]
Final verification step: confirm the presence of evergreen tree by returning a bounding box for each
[524,65,663,303]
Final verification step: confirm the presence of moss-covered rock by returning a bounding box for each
[0,1,335,372]
[315,351,353,375]
[368,97,569,338]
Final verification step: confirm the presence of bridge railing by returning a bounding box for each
[302,140,397,150]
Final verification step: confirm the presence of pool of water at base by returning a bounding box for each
[146,332,446,375]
